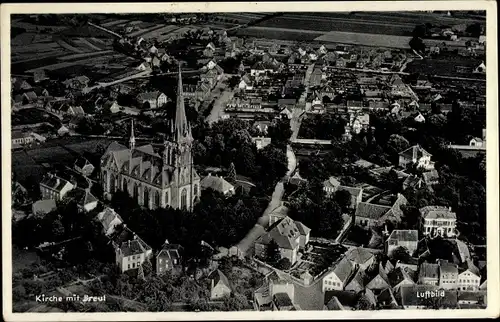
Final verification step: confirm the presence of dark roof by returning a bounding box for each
[345,247,375,265]
[419,262,439,279]
[324,290,359,308]
[120,239,147,257]
[324,296,345,310]
[157,243,183,262]
[355,202,391,220]
[461,259,480,277]
[388,230,418,243]
[388,267,414,287]
[333,257,355,283]
[273,292,294,309]
[209,269,231,289]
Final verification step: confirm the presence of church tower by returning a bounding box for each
[162,63,199,211]
[129,118,136,150]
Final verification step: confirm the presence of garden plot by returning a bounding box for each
[315,31,412,49]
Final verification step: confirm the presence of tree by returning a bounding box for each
[334,189,352,212]
[276,258,291,270]
[227,162,236,183]
[390,246,411,262]
[265,240,281,265]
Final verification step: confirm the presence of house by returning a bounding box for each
[421,169,439,186]
[156,241,184,276]
[457,291,486,307]
[345,247,376,270]
[200,174,235,196]
[72,188,98,213]
[414,112,425,123]
[402,174,425,190]
[73,157,95,177]
[32,199,57,216]
[457,259,481,291]
[136,91,168,109]
[39,173,75,201]
[420,206,457,238]
[336,57,347,68]
[272,292,300,311]
[255,215,310,265]
[323,177,363,208]
[438,259,458,290]
[474,62,486,74]
[63,76,90,89]
[354,194,407,228]
[309,68,323,87]
[254,271,295,311]
[469,137,484,147]
[388,266,415,293]
[33,69,49,83]
[415,74,432,89]
[11,131,34,148]
[398,145,435,171]
[344,268,368,293]
[323,296,346,311]
[115,236,153,273]
[12,78,33,92]
[386,230,418,256]
[323,290,359,310]
[57,125,70,136]
[279,106,293,119]
[377,287,398,308]
[96,207,124,236]
[22,91,38,103]
[366,267,391,291]
[348,112,370,134]
[418,262,440,286]
[209,269,232,300]
[322,257,356,292]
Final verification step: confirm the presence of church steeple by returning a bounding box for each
[174,63,191,143]
[129,118,136,149]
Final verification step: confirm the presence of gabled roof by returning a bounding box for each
[399,144,432,159]
[344,268,368,293]
[355,202,391,220]
[332,257,355,283]
[200,175,234,193]
[120,239,147,257]
[157,243,184,262]
[209,269,231,289]
[388,266,415,288]
[137,91,164,101]
[345,247,375,265]
[438,260,458,275]
[388,230,418,243]
[73,188,98,207]
[40,174,73,192]
[257,216,302,250]
[420,206,456,220]
[32,199,57,214]
[460,259,480,277]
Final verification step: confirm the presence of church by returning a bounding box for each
[100,65,200,211]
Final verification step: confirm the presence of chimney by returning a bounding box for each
[208,173,211,177]
[128,240,131,247]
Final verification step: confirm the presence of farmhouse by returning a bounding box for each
[136,91,168,109]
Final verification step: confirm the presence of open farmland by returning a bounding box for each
[234,26,322,41]
[140,24,179,40]
[255,15,416,36]
[57,50,115,61]
[128,23,165,37]
[315,31,412,49]
[101,19,130,27]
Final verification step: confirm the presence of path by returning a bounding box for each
[206,90,234,125]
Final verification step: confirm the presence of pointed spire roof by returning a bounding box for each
[129,118,136,149]
[174,63,190,143]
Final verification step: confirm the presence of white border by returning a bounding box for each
[2,2,498,321]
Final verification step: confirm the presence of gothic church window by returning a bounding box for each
[181,188,187,209]
[143,188,150,207]
[154,191,160,208]
[165,191,169,206]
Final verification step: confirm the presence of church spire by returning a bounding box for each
[174,63,190,143]
[129,118,136,149]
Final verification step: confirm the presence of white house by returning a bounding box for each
[469,137,484,147]
[96,207,124,236]
[398,145,435,171]
[414,112,426,123]
[420,206,457,238]
[457,259,481,291]
[322,257,356,292]
[115,237,153,273]
[200,174,235,196]
[39,173,75,201]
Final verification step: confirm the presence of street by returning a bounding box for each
[206,89,234,125]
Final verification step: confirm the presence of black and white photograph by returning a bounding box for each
[2,1,498,320]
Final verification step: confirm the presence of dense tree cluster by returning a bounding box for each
[288,181,345,239]
[298,114,347,140]
[111,188,267,255]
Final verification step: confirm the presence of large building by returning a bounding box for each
[100,66,200,211]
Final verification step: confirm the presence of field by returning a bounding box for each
[234,26,321,41]
[255,15,416,36]
[316,31,412,49]
[140,24,179,40]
